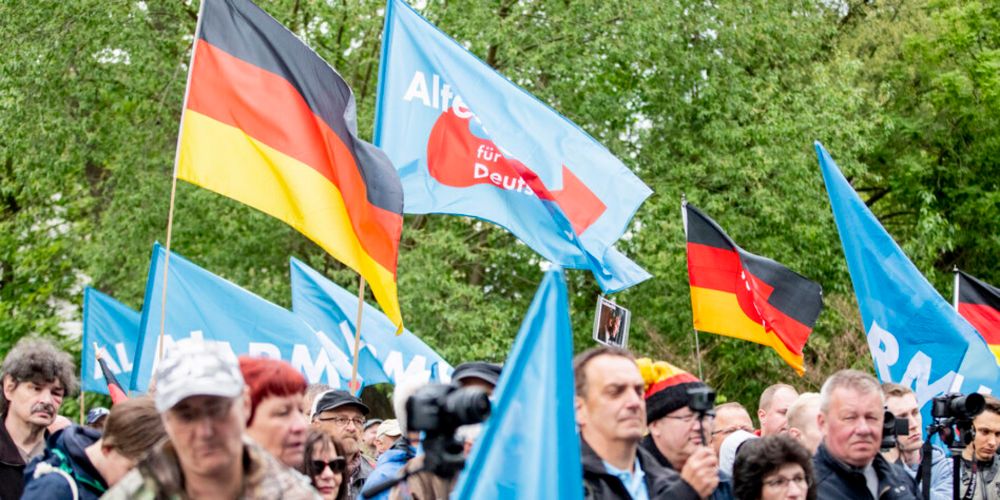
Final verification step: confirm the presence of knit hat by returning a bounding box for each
[636,357,708,423]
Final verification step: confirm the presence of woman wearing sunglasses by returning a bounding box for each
[303,430,349,500]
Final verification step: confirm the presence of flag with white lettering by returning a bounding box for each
[82,287,139,396]
[290,257,452,388]
[816,142,999,412]
[373,0,652,293]
[130,243,354,393]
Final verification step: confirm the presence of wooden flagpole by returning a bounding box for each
[156,0,206,374]
[349,275,367,393]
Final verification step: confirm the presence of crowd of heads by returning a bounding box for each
[4,335,1000,499]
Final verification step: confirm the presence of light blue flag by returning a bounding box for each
[290,257,453,388]
[81,287,139,396]
[452,268,582,500]
[130,243,354,393]
[816,142,999,412]
[374,0,651,292]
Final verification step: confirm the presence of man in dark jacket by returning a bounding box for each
[637,358,733,500]
[574,346,701,500]
[0,337,77,500]
[812,370,916,500]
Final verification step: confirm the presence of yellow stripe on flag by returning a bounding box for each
[177,110,402,328]
[690,286,804,375]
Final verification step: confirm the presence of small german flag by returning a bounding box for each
[96,353,128,405]
[177,0,404,330]
[956,270,1000,364]
[684,203,823,374]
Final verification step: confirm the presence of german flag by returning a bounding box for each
[957,270,1000,364]
[96,353,128,405]
[177,0,404,330]
[684,203,823,374]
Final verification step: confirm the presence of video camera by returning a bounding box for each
[687,386,716,445]
[880,410,909,450]
[406,383,491,479]
[918,392,986,500]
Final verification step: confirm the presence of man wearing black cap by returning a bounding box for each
[312,390,373,500]
[450,362,502,396]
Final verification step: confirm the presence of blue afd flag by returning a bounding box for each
[81,287,139,395]
[817,142,999,411]
[289,257,453,388]
[130,243,354,393]
[453,268,582,499]
[374,0,651,293]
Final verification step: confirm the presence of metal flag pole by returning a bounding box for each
[349,275,367,394]
[953,266,960,310]
[680,193,704,380]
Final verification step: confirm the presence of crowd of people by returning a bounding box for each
[2,337,1000,499]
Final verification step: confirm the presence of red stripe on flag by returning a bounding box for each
[687,242,742,293]
[959,302,1000,344]
[186,40,401,273]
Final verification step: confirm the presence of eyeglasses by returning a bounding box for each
[762,475,809,490]
[311,458,347,474]
[316,415,366,428]
[662,412,715,424]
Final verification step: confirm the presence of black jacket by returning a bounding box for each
[0,413,32,500]
[22,425,108,500]
[581,437,700,500]
[812,443,917,500]
[640,435,734,500]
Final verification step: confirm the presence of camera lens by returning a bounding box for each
[951,393,985,419]
[444,387,491,426]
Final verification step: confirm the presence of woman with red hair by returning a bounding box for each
[238,356,309,468]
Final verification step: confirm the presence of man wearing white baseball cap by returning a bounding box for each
[103,341,318,499]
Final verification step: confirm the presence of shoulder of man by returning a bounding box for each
[637,445,700,500]
[100,468,161,500]
[873,453,918,499]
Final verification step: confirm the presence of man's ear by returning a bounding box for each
[757,408,766,422]
[788,427,802,439]
[575,396,586,427]
[817,411,827,436]
[2,375,16,401]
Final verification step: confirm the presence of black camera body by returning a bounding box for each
[406,384,491,479]
[880,410,910,450]
[687,386,716,414]
[931,392,985,422]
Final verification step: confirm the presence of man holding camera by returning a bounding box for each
[574,348,704,499]
[637,358,733,500]
[812,370,915,499]
[960,395,1000,499]
[881,383,951,500]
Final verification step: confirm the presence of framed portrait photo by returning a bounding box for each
[592,296,631,349]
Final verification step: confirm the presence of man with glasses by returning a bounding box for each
[812,370,915,499]
[103,341,316,499]
[710,402,755,456]
[312,389,373,499]
[638,358,733,499]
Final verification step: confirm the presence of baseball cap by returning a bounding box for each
[451,362,502,387]
[364,418,384,431]
[153,341,245,413]
[85,407,110,425]
[719,430,758,476]
[312,389,370,416]
[376,419,402,439]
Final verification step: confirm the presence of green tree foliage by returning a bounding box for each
[1,0,998,416]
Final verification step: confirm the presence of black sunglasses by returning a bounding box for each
[311,458,347,474]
